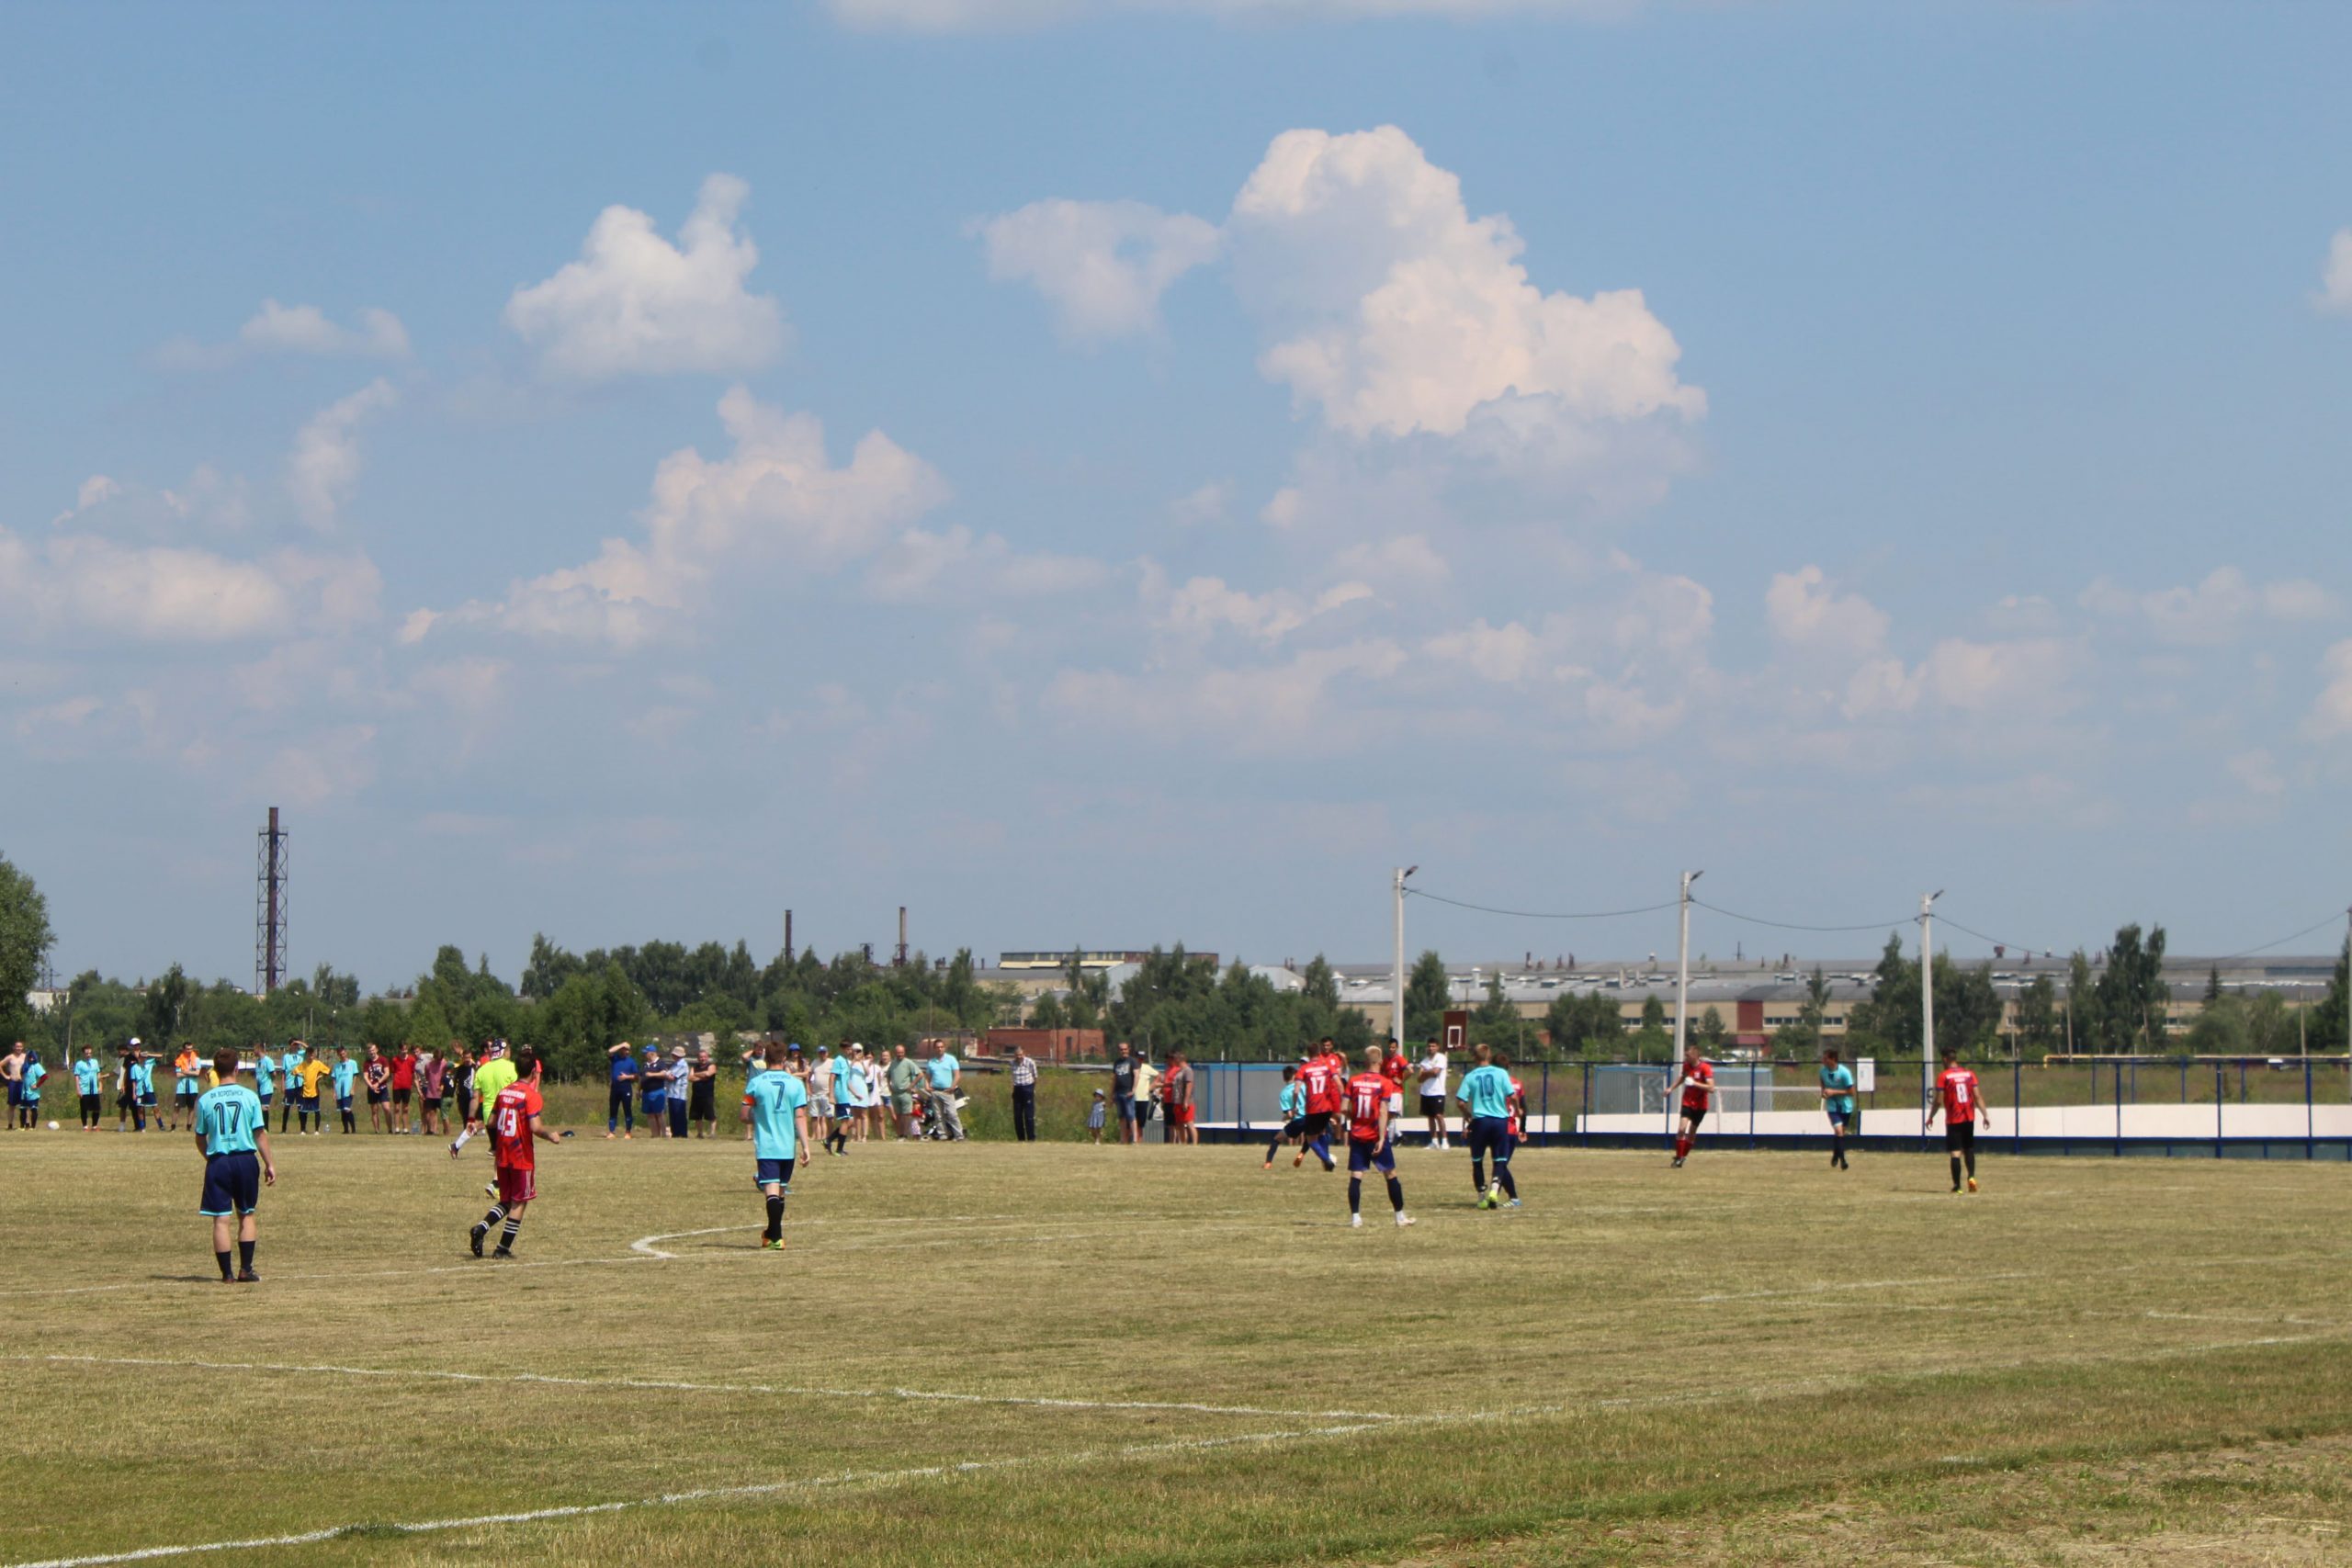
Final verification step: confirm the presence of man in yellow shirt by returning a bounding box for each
[296,1049,333,1137]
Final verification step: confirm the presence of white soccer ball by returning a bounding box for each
[46,1121,58,1130]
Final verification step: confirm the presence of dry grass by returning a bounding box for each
[3,1128,2349,1565]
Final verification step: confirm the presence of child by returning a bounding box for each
[1087,1089,1107,1145]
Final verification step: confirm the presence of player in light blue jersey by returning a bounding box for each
[252,1049,277,1124]
[331,1048,359,1134]
[74,1047,104,1131]
[17,1053,45,1129]
[193,1049,276,1282]
[1456,1043,1520,1210]
[277,1045,304,1134]
[1261,1065,1308,1170]
[742,1043,811,1250]
[1818,1048,1856,1170]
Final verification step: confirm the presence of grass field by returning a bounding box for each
[6,1124,2352,1566]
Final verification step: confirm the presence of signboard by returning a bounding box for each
[1442,1010,1468,1053]
[1856,1057,1876,1094]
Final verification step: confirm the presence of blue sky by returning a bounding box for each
[3,1,2348,990]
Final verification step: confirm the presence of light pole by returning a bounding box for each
[1671,871,1702,1123]
[1919,889,1944,1127]
[1392,866,1416,1051]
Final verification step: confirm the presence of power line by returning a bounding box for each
[1403,887,1679,922]
[1934,915,2056,956]
[1689,898,1907,935]
[2207,912,2349,965]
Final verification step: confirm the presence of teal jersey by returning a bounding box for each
[130,1059,155,1095]
[280,1052,303,1085]
[196,1085,264,1155]
[744,1069,808,1160]
[1279,1082,1306,1119]
[73,1057,102,1094]
[331,1060,357,1096]
[20,1062,44,1098]
[1819,1064,1856,1114]
[252,1057,276,1093]
[1458,1064,1513,1121]
[827,1056,851,1100]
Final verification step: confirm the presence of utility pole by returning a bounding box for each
[1919,889,1944,1125]
[1392,866,1417,1049]
[1672,871,1702,1122]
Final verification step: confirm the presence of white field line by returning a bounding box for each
[12,1329,2349,1568]
[4,1354,1403,1424]
[1688,1247,2352,1305]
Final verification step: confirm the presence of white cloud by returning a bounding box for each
[2319,229,2352,315]
[160,300,412,367]
[1047,638,1406,752]
[0,527,378,645]
[1332,531,1449,587]
[865,524,1108,604]
[1168,481,1230,526]
[2226,749,2285,797]
[1765,565,1889,659]
[1149,570,1374,646]
[2081,567,2335,645]
[829,0,1625,31]
[2310,640,2352,740]
[976,199,1221,341]
[504,174,786,379]
[287,379,397,528]
[1840,637,2074,720]
[1227,126,1702,446]
[265,724,377,807]
[421,387,945,648]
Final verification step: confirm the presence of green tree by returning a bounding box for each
[1695,1005,1728,1049]
[1469,974,1520,1049]
[1544,991,1623,1056]
[1402,951,1451,1044]
[2016,974,2062,1055]
[0,855,55,1045]
[140,963,192,1046]
[2312,938,2349,1058]
[2091,923,2169,1053]
[2065,949,2097,1054]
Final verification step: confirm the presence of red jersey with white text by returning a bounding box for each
[1343,1072,1391,1143]
[1508,1076,1525,1140]
[1679,1058,1714,1112]
[491,1081,544,1170]
[1298,1055,1344,1116]
[1938,1065,1982,1123]
[1380,1052,1408,1092]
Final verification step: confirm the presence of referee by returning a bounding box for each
[193,1049,276,1283]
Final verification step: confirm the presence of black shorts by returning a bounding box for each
[80,1093,101,1120]
[1679,1103,1707,1130]
[1419,1095,1448,1119]
[423,1096,442,1111]
[176,1090,198,1109]
[690,1084,717,1119]
[1297,1111,1334,1140]
[367,1088,387,1104]
[392,1088,412,1105]
[1944,1121,1976,1153]
[199,1152,261,1217]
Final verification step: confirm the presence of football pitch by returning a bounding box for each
[6,1131,2351,1566]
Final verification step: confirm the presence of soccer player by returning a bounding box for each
[131,1047,159,1132]
[1457,1043,1520,1209]
[471,1047,557,1258]
[1928,1056,1991,1194]
[250,1045,276,1134]
[74,1046,103,1131]
[1666,1045,1716,1168]
[743,1042,811,1251]
[823,1043,855,1156]
[1416,1038,1450,1149]
[1379,1037,1408,1143]
[1261,1065,1307,1169]
[362,1045,391,1132]
[455,1041,516,1158]
[1818,1047,1856,1170]
[295,1043,329,1135]
[17,1050,45,1130]
[1291,1040,1343,1172]
[169,1043,200,1130]
[1342,1045,1414,1230]
[331,1047,358,1134]
[194,1048,275,1283]
[277,1043,304,1133]
[605,1042,638,1139]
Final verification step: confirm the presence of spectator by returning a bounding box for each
[666,1047,692,1141]
[1111,1043,1137,1146]
[362,1045,390,1133]
[1010,1043,1039,1142]
[605,1043,638,1140]
[390,1044,417,1134]
[925,1042,966,1142]
[1129,1054,1157,1148]
[688,1045,718,1139]
[419,1047,449,1137]
[887,1045,921,1138]
[1088,1088,1107,1145]
[640,1046,668,1137]
[1163,1051,1195,1145]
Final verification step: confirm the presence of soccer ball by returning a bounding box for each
[45,1121,58,1130]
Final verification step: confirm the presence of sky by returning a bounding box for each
[2,1,2348,991]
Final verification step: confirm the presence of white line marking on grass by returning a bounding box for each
[4,1354,1402,1424]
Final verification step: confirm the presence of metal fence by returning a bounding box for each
[1182,1055,2352,1160]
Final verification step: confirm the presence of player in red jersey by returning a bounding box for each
[1342,1045,1414,1229]
[470,1047,559,1258]
[1290,1038,1343,1171]
[1378,1037,1409,1139]
[1926,1058,1991,1193]
[1666,1046,1716,1168]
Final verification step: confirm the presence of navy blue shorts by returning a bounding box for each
[754,1156,797,1190]
[199,1152,261,1217]
[1346,1137,1396,1175]
[1467,1115,1513,1163]
[1825,1108,1851,1131]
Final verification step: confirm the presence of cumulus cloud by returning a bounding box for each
[2319,229,2352,315]
[1047,638,1407,752]
[1227,127,1702,448]
[416,387,945,649]
[829,0,1623,31]
[976,199,1221,341]
[160,299,411,367]
[287,379,397,528]
[1766,565,1890,659]
[1148,570,1374,646]
[0,526,379,646]
[865,524,1108,603]
[504,175,786,378]
[2080,567,2334,645]
[2310,640,2352,740]
[1843,637,2075,719]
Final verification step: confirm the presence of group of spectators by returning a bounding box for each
[6,1036,503,1137]
[1102,1043,1200,1146]
[605,1038,973,1145]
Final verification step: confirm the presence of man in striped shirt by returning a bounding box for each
[1010,1043,1039,1142]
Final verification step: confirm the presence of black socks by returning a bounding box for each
[1348,1178,1363,1216]
[216,1249,234,1281]
[237,1239,254,1272]
[1385,1177,1406,1214]
[1495,1164,1517,1200]
[765,1194,786,1241]
[1471,1157,1487,1193]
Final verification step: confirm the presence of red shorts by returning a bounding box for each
[495,1165,537,1206]
[1169,1104,1194,1126]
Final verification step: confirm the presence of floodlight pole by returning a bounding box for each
[1393,866,1417,1052]
[1919,889,1944,1126]
[1672,871,1702,1124]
